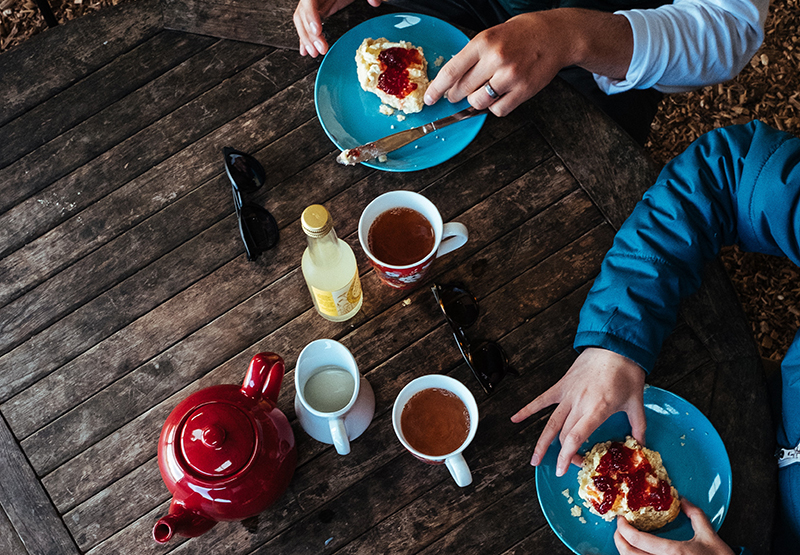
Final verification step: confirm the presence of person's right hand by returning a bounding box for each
[294,0,383,57]
[615,499,735,555]
[510,348,647,477]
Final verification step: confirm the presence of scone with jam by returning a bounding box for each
[578,436,680,531]
[355,37,429,114]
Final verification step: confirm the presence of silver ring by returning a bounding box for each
[484,82,500,100]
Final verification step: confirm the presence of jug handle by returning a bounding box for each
[242,352,285,403]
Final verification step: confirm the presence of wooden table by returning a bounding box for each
[0,1,777,553]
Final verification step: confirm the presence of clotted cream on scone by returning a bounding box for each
[578,436,680,531]
[355,37,428,114]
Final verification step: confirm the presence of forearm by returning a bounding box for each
[598,0,767,94]
[533,8,633,81]
[575,121,800,372]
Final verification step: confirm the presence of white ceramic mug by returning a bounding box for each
[294,339,375,455]
[358,190,468,289]
[392,374,479,487]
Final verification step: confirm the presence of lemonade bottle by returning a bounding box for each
[301,205,362,321]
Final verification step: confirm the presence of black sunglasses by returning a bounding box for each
[223,147,279,261]
[431,283,518,395]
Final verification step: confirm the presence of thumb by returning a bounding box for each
[681,498,716,538]
[627,403,647,446]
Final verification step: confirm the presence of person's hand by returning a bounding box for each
[424,9,632,116]
[615,499,735,555]
[293,0,383,57]
[510,348,646,476]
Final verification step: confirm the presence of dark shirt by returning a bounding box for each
[498,0,670,16]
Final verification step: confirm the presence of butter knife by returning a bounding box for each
[336,106,488,166]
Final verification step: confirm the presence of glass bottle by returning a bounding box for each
[301,205,363,322]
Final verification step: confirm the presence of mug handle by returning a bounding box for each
[445,453,473,487]
[436,222,468,258]
[329,417,351,455]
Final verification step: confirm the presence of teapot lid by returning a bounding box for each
[180,402,255,479]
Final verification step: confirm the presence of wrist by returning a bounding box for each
[551,8,633,80]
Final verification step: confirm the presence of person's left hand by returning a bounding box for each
[615,499,735,555]
[293,0,384,57]
[424,9,632,116]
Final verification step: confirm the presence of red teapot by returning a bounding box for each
[153,353,296,543]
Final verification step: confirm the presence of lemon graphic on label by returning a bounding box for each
[347,273,362,304]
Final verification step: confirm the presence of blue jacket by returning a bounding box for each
[573,120,800,448]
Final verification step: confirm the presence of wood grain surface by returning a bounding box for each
[0,1,775,554]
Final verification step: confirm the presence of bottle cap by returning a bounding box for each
[301,205,333,238]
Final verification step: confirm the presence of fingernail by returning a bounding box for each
[556,465,564,477]
[310,22,319,35]
[424,93,433,105]
[531,453,540,466]
[314,40,324,53]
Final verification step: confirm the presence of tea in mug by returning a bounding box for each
[368,207,435,266]
[303,365,355,413]
[400,387,470,456]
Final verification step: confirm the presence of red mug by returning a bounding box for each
[358,191,468,289]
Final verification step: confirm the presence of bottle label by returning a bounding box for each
[311,270,362,317]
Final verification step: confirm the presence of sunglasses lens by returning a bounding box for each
[472,342,514,389]
[439,285,479,327]
[224,147,266,193]
[239,202,279,261]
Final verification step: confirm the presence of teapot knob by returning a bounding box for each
[202,425,226,448]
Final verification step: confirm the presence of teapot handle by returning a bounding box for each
[242,352,285,403]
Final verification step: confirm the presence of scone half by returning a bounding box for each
[355,37,429,114]
[578,436,680,531]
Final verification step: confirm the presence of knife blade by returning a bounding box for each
[336,106,488,166]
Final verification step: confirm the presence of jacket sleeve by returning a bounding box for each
[594,0,767,94]
[574,121,800,372]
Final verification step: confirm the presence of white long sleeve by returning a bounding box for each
[594,0,768,94]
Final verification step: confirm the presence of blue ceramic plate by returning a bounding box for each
[314,13,486,171]
[535,386,732,555]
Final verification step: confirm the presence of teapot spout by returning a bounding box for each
[152,503,217,543]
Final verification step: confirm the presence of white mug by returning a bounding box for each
[392,374,479,487]
[358,190,468,289]
[294,339,375,455]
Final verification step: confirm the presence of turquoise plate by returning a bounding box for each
[535,386,732,555]
[314,13,486,171]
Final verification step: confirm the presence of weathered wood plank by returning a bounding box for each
[500,523,574,555]
[53,216,607,554]
[0,413,79,555]
[0,138,359,443]
[67,193,592,547]
[64,460,165,551]
[39,164,592,524]
[161,0,387,49]
[0,121,340,424]
[529,77,661,229]
[0,0,163,127]
[0,30,217,172]
[0,38,272,244]
[708,362,775,551]
[68,279,587,555]
[177,285,593,555]
[416,480,543,555]
[679,259,775,555]
[12,117,538,470]
[682,259,763,363]
[85,501,190,555]
[0,112,530,434]
[0,64,319,382]
[0,501,28,555]
[155,282,585,555]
